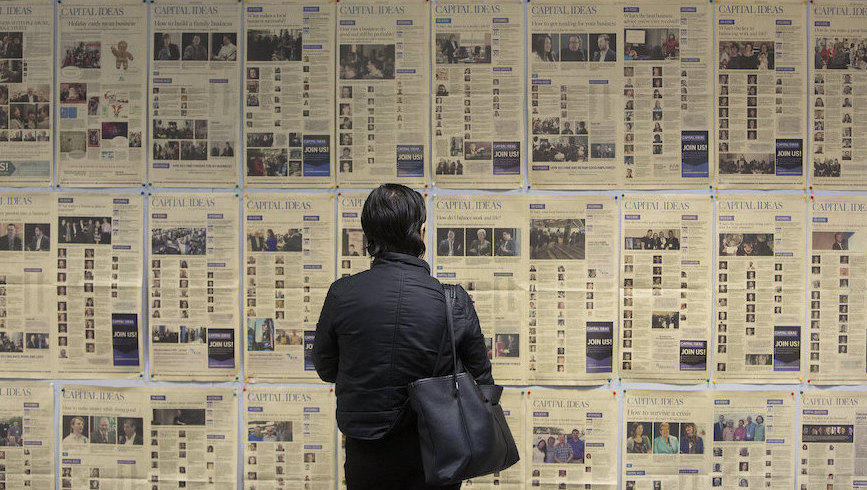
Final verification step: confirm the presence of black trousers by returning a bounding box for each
[344,423,462,490]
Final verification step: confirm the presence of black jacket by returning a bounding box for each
[314,252,493,440]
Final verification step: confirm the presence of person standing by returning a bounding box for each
[314,184,492,490]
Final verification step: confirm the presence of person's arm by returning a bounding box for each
[454,285,494,384]
[312,282,340,382]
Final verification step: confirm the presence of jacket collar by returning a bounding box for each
[372,252,430,273]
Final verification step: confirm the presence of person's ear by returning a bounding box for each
[420,222,427,240]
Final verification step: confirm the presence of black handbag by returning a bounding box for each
[407,284,520,486]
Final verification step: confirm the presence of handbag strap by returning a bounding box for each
[442,284,460,384]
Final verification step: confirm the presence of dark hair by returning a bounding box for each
[361,184,426,258]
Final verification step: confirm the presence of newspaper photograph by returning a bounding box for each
[244,386,335,489]
[810,0,867,189]
[710,391,795,490]
[620,195,713,383]
[335,0,428,188]
[715,0,807,188]
[619,0,713,188]
[0,1,53,186]
[714,194,806,382]
[337,192,371,277]
[244,193,334,382]
[527,0,623,189]
[622,390,709,489]
[799,391,867,490]
[148,193,240,381]
[527,388,618,489]
[60,385,237,489]
[462,389,525,488]
[432,0,523,189]
[0,193,55,377]
[149,0,241,187]
[55,193,143,378]
[527,196,618,385]
[807,196,867,383]
[56,1,147,186]
[433,195,527,384]
[244,0,335,188]
[0,382,53,489]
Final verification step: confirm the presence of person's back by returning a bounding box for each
[314,184,492,490]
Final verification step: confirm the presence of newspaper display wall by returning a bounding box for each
[799,391,867,490]
[148,193,240,381]
[243,193,334,382]
[55,193,143,378]
[60,385,237,489]
[0,193,55,377]
[810,0,867,189]
[527,389,618,489]
[622,390,709,489]
[710,391,795,490]
[714,0,807,188]
[527,0,623,189]
[335,0,429,187]
[433,195,527,384]
[336,192,371,277]
[0,382,53,489]
[56,1,147,187]
[243,0,335,187]
[620,0,714,188]
[0,1,53,186]
[714,194,806,382]
[527,196,618,385]
[620,195,713,383]
[807,196,867,383]
[149,0,241,187]
[432,0,524,189]
[462,389,526,488]
[243,386,336,489]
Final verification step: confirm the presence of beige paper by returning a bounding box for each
[56,0,147,186]
[243,0,335,188]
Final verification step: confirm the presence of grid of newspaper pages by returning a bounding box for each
[0,0,861,488]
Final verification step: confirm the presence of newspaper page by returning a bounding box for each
[810,0,867,189]
[527,0,623,189]
[0,382,53,489]
[433,195,526,384]
[0,1,53,186]
[149,0,241,187]
[714,0,807,189]
[55,193,143,378]
[244,193,334,382]
[337,192,371,277]
[527,195,618,385]
[807,196,867,383]
[462,389,525,488]
[620,0,714,188]
[799,391,867,490]
[244,0,335,188]
[244,386,336,489]
[622,390,709,489]
[0,193,54,377]
[148,193,240,381]
[714,194,806,382]
[432,0,523,189]
[56,1,147,187]
[60,385,237,489]
[620,194,713,383]
[335,0,429,188]
[147,387,237,489]
[710,391,795,490]
[528,388,618,489]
